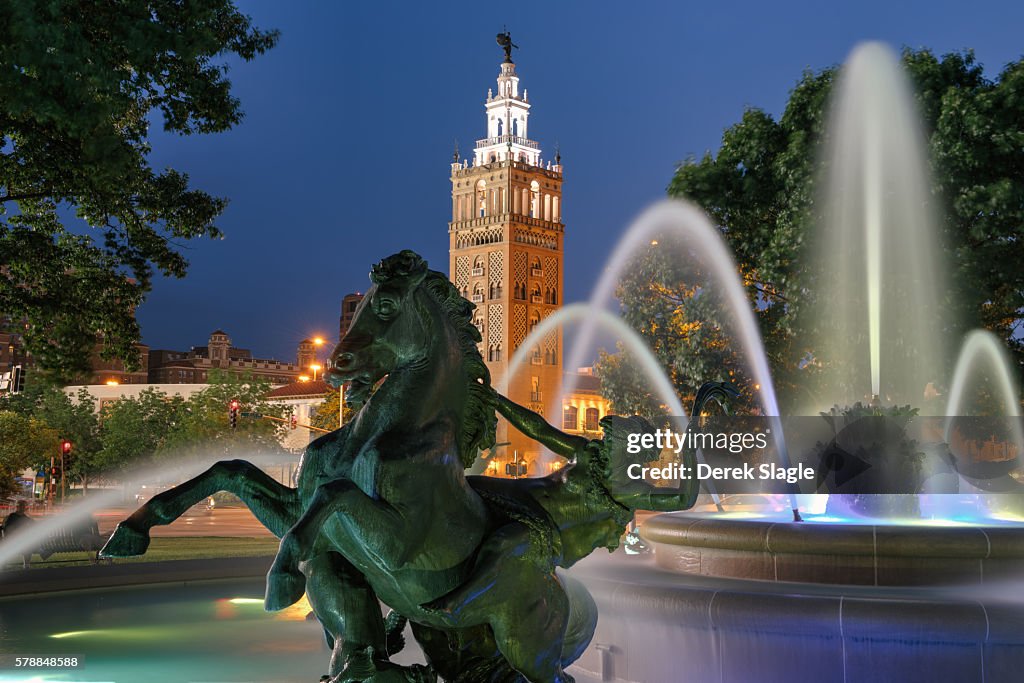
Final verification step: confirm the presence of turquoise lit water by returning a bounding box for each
[0,580,330,683]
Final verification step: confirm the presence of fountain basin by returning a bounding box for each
[567,551,1024,683]
[641,511,1024,586]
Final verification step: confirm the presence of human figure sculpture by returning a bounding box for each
[102,250,699,682]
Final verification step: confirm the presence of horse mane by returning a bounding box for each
[371,250,497,468]
[420,270,498,467]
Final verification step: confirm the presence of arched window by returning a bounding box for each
[585,408,600,432]
[563,406,578,431]
[512,119,518,137]
[497,119,504,136]
[477,180,487,217]
[529,311,540,331]
[531,284,541,303]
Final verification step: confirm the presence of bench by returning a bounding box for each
[37,519,111,563]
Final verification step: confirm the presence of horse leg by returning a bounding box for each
[420,523,575,682]
[420,522,529,620]
[267,477,404,610]
[101,459,300,557]
[488,568,575,683]
[303,551,389,680]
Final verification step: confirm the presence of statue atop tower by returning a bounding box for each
[496,31,517,63]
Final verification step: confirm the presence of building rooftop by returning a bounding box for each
[266,379,332,399]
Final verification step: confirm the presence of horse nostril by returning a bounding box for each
[335,352,355,368]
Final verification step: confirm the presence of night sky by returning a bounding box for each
[136,0,1024,362]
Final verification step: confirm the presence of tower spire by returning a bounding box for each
[474,32,539,167]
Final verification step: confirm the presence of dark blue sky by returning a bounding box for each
[137,0,1024,361]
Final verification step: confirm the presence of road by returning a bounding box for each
[93,506,275,538]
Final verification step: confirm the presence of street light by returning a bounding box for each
[310,364,322,381]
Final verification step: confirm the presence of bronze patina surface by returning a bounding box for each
[102,250,697,683]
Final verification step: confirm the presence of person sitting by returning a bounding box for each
[2,500,37,569]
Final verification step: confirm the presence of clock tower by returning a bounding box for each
[449,34,564,475]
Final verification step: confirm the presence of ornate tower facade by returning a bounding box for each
[449,37,564,475]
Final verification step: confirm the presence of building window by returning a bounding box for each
[563,406,578,431]
[585,407,600,432]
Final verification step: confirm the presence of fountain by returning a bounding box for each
[564,42,1024,682]
[4,38,1024,683]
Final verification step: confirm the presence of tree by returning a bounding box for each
[599,49,1024,413]
[309,387,357,433]
[0,383,100,490]
[0,410,57,498]
[163,371,286,457]
[95,388,187,477]
[0,1,278,380]
[95,372,286,481]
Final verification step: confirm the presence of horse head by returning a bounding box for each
[327,250,497,465]
[327,250,433,406]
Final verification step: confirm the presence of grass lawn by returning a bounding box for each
[3,536,281,569]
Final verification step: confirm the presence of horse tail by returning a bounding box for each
[384,609,408,656]
[558,570,598,667]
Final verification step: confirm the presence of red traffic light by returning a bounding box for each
[229,399,240,411]
[61,440,72,454]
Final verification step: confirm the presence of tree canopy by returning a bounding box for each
[598,48,1024,415]
[0,1,278,380]
[0,410,57,497]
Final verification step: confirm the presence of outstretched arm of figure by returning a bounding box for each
[494,391,588,459]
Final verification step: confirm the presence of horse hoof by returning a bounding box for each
[265,566,306,611]
[99,522,150,557]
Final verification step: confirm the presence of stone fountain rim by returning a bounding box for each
[642,512,1024,559]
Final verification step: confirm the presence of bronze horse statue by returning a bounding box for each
[102,250,700,682]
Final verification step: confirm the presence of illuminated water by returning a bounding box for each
[502,303,687,419]
[0,580,327,682]
[559,200,800,515]
[814,42,947,407]
[944,329,1024,448]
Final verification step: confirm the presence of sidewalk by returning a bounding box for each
[0,555,274,597]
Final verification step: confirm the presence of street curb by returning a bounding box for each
[0,555,274,598]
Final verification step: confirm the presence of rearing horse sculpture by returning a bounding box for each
[102,250,701,682]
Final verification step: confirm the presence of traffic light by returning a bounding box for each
[229,399,240,429]
[61,440,72,456]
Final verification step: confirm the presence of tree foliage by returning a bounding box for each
[309,387,357,433]
[0,410,57,497]
[599,48,1024,414]
[0,1,278,380]
[0,383,100,487]
[96,371,286,477]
